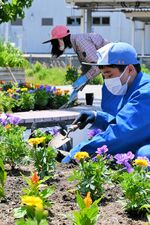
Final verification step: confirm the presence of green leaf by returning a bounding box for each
[40,186,54,198]
[16,218,49,225]
[14,207,27,219]
[76,192,86,210]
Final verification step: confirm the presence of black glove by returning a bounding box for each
[73,111,96,129]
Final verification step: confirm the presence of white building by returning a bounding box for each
[0,0,150,56]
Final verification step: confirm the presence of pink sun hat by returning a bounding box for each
[42,25,70,44]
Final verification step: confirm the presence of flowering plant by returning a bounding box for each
[70,191,101,225]
[0,113,29,169]
[28,129,57,179]
[0,159,7,199]
[48,88,70,109]
[0,81,70,112]
[14,171,54,224]
[69,145,110,200]
[118,156,150,215]
[65,65,79,83]
[110,151,135,183]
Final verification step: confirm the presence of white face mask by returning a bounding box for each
[104,67,130,96]
[58,39,65,51]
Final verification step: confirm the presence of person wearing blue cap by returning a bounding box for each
[62,42,150,163]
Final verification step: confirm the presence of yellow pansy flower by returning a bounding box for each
[21,88,28,92]
[21,195,43,210]
[28,137,46,145]
[74,152,89,161]
[133,158,150,167]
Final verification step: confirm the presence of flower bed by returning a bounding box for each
[0,114,150,225]
[0,81,70,112]
[0,164,148,225]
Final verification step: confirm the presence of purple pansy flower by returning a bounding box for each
[0,113,21,126]
[52,86,57,92]
[114,151,134,164]
[45,86,52,93]
[96,145,108,155]
[39,85,45,89]
[87,128,102,140]
[0,113,8,125]
[28,90,35,94]
[8,115,21,125]
[48,128,59,136]
[114,151,135,173]
[124,162,134,173]
[92,156,98,162]
[16,89,21,93]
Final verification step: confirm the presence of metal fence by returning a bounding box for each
[24,54,80,68]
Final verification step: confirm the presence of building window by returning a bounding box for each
[102,17,110,25]
[92,16,110,26]
[42,18,53,26]
[93,17,101,25]
[11,18,23,26]
[67,16,81,26]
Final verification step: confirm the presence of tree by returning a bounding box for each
[0,0,33,23]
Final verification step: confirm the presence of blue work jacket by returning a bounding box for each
[101,84,122,116]
[72,72,150,156]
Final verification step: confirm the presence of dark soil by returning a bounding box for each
[0,163,148,225]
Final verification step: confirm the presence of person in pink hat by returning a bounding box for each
[43,25,121,111]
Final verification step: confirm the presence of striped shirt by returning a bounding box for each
[70,33,109,80]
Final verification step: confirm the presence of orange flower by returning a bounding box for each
[0,80,5,84]
[84,192,92,208]
[5,124,11,129]
[31,171,39,184]
[64,90,69,95]
[25,82,32,88]
[7,88,14,94]
[55,89,63,96]
[35,84,41,89]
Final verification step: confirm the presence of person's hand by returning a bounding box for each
[72,74,88,91]
[73,111,96,129]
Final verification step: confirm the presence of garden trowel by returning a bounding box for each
[48,123,80,149]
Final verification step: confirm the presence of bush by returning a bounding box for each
[0,41,29,68]
[141,64,150,74]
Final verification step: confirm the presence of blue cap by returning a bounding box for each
[82,42,140,66]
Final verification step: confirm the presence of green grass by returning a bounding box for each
[25,62,69,85]
[25,61,150,86]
